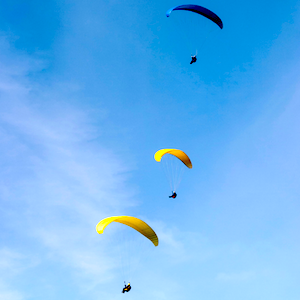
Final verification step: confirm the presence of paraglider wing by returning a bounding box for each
[96,216,159,246]
[166,4,223,29]
[154,149,192,169]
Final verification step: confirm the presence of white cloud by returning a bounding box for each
[0,35,137,298]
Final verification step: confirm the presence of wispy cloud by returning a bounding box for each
[0,35,137,297]
[0,288,23,300]
[216,271,255,282]
[0,248,34,300]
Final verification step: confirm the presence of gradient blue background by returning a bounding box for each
[0,1,300,299]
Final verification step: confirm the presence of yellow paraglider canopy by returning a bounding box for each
[96,216,159,247]
[154,149,192,169]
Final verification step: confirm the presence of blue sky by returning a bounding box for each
[0,0,300,299]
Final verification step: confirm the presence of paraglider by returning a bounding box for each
[166,4,223,63]
[96,216,159,292]
[154,149,192,197]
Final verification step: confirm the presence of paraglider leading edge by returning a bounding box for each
[166,4,223,29]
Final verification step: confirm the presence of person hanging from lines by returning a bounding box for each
[169,191,177,198]
[190,55,197,64]
[122,282,131,293]
[154,149,192,199]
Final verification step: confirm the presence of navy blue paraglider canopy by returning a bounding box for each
[166,4,223,29]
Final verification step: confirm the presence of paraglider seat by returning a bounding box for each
[190,56,197,64]
[122,284,131,293]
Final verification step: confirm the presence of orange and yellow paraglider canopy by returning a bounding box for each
[154,149,192,169]
[96,216,159,246]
